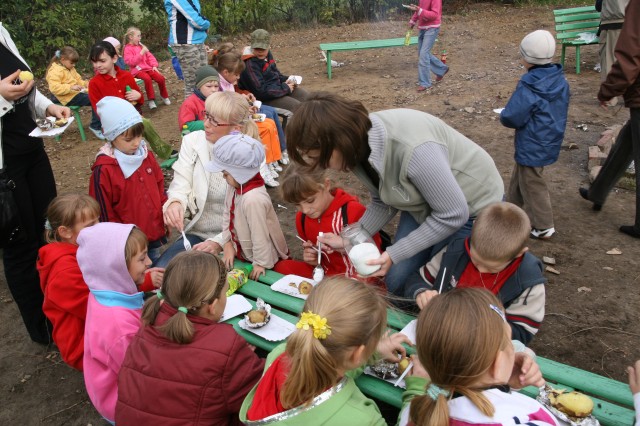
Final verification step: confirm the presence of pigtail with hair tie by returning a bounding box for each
[55,50,61,59]
[156,290,164,300]
[44,219,53,231]
[177,306,188,314]
[426,383,450,400]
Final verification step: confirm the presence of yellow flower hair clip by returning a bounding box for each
[296,311,331,340]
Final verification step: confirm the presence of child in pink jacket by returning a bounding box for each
[123,26,170,110]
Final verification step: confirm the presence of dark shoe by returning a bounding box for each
[436,67,449,82]
[620,225,640,238]
[579,187,602,211]
[416,85,432,93]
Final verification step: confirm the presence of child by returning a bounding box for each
[400,288,554,425]
[211,46,289,167]
[240,276,410,424]
[88,96,168,263]
[500,29,570,240]
[177,65,220,131]
[45,46,103,139]
[88,41,174,159]
[116,251,265,424]
[410,202,546,344]
[103,36,127,70]
[122,27,170,110]
[78,223,152,423]
[206,132,289,279]
[274,164,383,279]
[37,194,100,371]
[238,29,310,112]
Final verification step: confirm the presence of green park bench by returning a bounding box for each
[228,260,635,424]
[553,6,601,74]
[319,36,419,79]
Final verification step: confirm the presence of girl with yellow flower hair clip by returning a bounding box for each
[240,276,412,425]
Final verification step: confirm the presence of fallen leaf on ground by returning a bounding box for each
[542,256,556,265]
[577,286,592,293]
[545,266,560,275]
[606,248,622,255]
[603,266,614,271]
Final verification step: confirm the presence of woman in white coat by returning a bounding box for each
[156,91,258,267]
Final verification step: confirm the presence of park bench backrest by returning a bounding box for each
[553,6,600,74]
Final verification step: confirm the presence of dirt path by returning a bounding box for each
[1,4,638,424]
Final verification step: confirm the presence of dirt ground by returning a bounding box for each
[1,3,639,424]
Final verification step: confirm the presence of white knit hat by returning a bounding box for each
[519,30,556,65]
[96,96,143,141]
[206,132,265,184]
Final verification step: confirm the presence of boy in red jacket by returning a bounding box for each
[274,164,383,279]
[89,96,168,264]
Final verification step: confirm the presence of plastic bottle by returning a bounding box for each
[440,50,447,64]
[226,264,254,296]
[125,85,137,105]
[404,30,412,46]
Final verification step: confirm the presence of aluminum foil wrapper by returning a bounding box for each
[243,298,271,329]
[536,385,600,426]
[368,359,400,381]
[36,118,55,130]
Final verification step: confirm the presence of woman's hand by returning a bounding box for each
[126,89,142,102]
[163,202,185,231]
[508,352,544,389]
[416,289,438,310]
[317,232,344,253]
[193,240,222,254]
[46,103,71,119]
[146,267,165,288]
[367,251,393,278]
[250,265,266,280]
[222,242,235,269]
[0,70,34,101]
[377,331,413,362]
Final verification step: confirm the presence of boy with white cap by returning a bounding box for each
[207,132,288,279]
[500,29,570,240]
[89,96,168,263]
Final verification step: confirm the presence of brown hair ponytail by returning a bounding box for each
[280,277,387,408]
[141,251,227,344]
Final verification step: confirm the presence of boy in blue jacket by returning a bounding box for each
[501,30,570,239]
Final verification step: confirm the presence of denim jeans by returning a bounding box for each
[51,93,101,130]
[417,27,448,88]
[385,211,474,297]
[153,234,204,267]
[260,105,286,151]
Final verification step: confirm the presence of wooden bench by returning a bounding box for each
[228,260,635,424]
[553,6,600,74]
[320,36,419,79]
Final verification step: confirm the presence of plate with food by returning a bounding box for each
[29,116,75,138]
[238,299,296,341]
[271,274,316,299]
[287,75,302,85]
[363,357,412,389]
[251,113,266,123]
[537,385,600,426]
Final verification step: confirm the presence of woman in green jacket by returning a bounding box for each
[240,277,411,425]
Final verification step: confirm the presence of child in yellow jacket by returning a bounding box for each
[45,46,104,139]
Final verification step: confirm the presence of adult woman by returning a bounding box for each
[286,93,503,298]
[157,91,258,267]
[1,23,70,343]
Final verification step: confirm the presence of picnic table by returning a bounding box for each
[225,260,635,425]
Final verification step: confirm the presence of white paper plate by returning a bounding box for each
[493,108,505,114]
[29,116,75,138]
[288,75,302,85]
[271,274,316,300]
[399,319,417,345]
[219,294,252,322]
[239,314,296,341]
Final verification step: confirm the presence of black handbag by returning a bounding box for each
[0,169,25,247]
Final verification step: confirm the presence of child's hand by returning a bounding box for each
[250,265,266,280]
[317,232,343,253]
[125,89,142,102]
[71,84,83,91]
[222,242,235,269]
[193,240,223,254]
[146,267,165,288]
[152,67,158,73]
[377,330,413,362]
[302,242,317,265]
[140,44,149,55]
[416,289,438,310]
[628,360,640,395]
[286,81,296,92]
[409,354,429,379]
[508,352,544,389]
[46,103,71,119]
[0,70,34,101]
[163,202,185,231]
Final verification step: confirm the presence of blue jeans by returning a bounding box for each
[153,234,203,267]
[385,211,474,297]
[51,93,101,130]
[417,27,448,88]
[260,105,286,151]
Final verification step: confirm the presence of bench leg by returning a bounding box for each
[327,50,332,80]
[561,45,566,69]
[576,46,581,74]
[74,109,87,142]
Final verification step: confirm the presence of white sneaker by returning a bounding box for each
[271,162,283,172]
[280,150,290,165]
[162,97,171,106]
[148,100,157,109]
[268,163,279,178]
[530,227,555,239]
[260,163,279,187]
[264,174,279,187]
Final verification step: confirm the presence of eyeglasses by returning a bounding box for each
[202,111,235,127]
